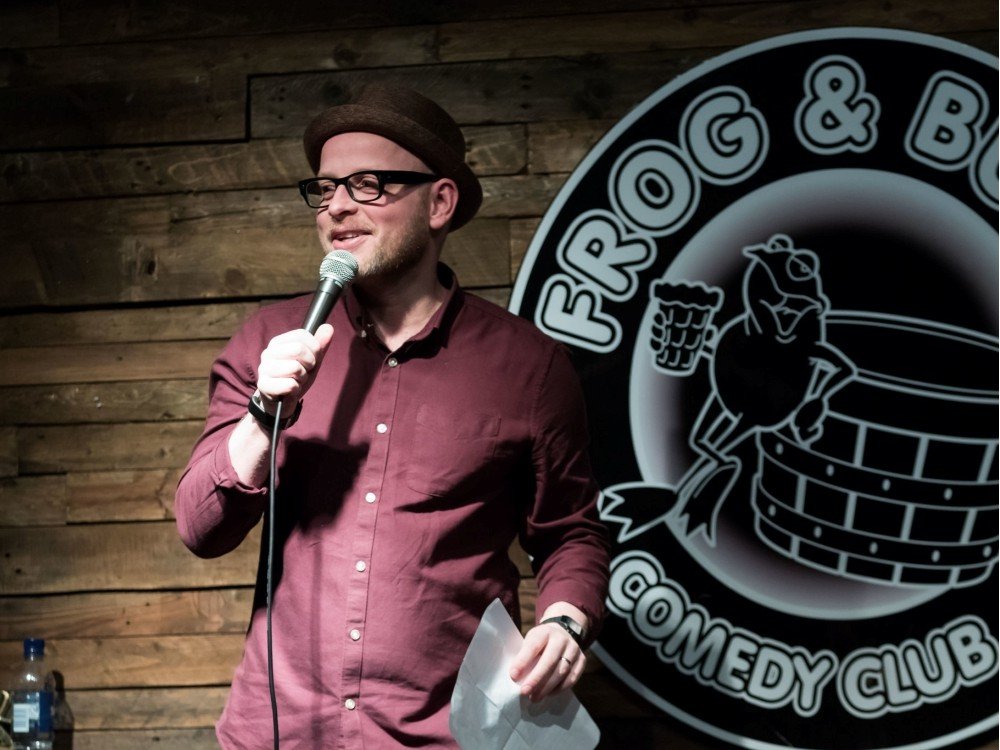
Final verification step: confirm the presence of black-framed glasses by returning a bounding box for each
[298,171,438,208]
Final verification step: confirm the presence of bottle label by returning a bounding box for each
[12,691,53,735]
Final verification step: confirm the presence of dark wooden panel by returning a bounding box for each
[437,0,998,61]
[0,28,436,149]
[479,174,566,220]
[0,302,258,347]
[0,193,511,308]
[0,427,16,478]
[68,687,228,730]
[0,634,243,688]
[16,421,204,474]
[6,29,435,89]
[0,1,58,48]
[54,0,775,44]
[0,127,524,204]
[0,75,247,150]
[529,120,613,174]
[250,50,708,137]
[0,468,185,526]
[0,588,253,640]
[510,218,541,279]
[71,728,219,750]
[0,474,67,526]
[0,521,260,594]
[0,380,208,426]
[0,140,305,203]
[0,341,223,387]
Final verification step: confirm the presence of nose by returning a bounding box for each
[321,182,357,217]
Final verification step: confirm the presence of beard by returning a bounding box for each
[357,207,433,282]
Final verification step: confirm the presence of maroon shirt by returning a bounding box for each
[175,266,610,749]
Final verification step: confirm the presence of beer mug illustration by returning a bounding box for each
[648,280,723,376]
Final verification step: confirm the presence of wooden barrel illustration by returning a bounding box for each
[751,312,998,588]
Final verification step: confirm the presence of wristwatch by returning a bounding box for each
[248,391,302,431]
[541,615,586,647]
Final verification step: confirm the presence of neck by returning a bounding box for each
[355,261,447,352]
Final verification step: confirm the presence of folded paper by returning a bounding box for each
[450,599,600,750]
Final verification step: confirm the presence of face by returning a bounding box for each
[313,132,438,283]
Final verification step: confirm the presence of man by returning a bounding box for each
[175,84,610,748]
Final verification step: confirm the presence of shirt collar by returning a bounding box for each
[343,263,464,351]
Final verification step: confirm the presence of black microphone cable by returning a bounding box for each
[267,400,283,750]
[262,250,358,750]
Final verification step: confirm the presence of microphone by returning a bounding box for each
[302,251,359,333]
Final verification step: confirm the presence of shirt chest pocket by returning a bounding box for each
[403,404,501,497]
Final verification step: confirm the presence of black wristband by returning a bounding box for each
[248,392,302,431]
[541,615,586,647]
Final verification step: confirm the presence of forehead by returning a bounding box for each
[317,132,427,174]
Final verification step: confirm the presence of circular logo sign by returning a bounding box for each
[511,28,998,750]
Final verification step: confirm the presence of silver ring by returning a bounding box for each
[560,657,572,665]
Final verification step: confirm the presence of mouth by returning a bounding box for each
[328,228,371,250]
[764,296,821,342]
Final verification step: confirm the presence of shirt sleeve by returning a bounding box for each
[521,342,611,644]
[174,313,270,559]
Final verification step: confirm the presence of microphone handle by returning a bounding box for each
[302,276,347,334]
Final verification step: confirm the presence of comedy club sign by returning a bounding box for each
[510,29,998,750]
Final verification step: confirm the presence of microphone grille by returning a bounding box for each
[319,250,359,285]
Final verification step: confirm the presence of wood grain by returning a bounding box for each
[0,195,513,308]
[0,468,185,526]
[66,687,228,730]
[0,380,208,425]
[16,421,204,474]
[0,521,260,595]
[437,0,996,61]
[0,588,253,640]
[0,125,526,204]
[0,302,258,347]
[249,51,706,137]
[0,341,224,386]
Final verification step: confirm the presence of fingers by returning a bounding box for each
[509,625,585,702]
[256,326,333,405]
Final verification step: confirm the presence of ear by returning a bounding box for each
[427,178,459,230]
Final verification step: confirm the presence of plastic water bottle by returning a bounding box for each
[10,638,54,750]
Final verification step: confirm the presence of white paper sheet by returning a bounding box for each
[449,599,601,750]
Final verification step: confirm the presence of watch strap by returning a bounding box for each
[248,392,302,431]
[541,615,585,647]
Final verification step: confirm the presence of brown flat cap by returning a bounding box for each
[303,84,483,230]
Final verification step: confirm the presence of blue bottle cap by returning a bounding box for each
[23,638,45,658]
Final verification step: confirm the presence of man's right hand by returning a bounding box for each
[228,323,334,486]
[254,323,335,414]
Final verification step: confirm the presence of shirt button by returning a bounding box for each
[376,422,388,434]
[344,698,357,710]
[355,560,367,572]
[387,357,399,368]
[349,628,361,641]
[365,492,377,504]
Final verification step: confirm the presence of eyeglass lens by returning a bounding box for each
[304,173,383,207]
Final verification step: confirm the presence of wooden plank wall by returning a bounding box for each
[0,1,995,747]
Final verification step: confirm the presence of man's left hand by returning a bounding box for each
[509,605,588,702]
